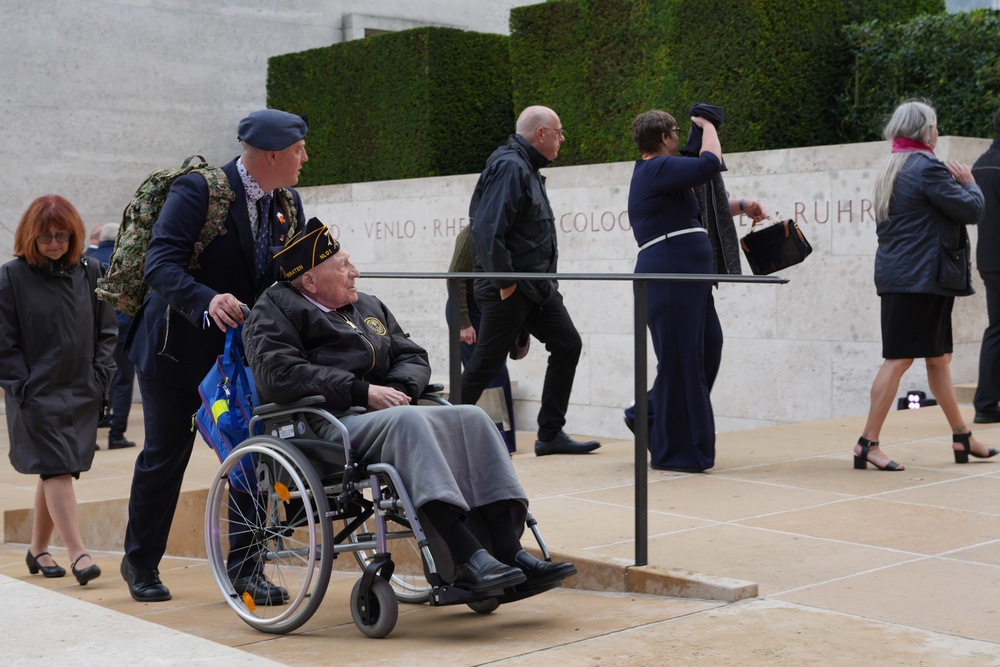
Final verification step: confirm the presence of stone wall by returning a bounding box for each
[0,0,542,254]
[300,137,992,439]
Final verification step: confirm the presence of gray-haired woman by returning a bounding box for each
[855,99,994,471]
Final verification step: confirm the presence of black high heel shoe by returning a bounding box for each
[26,550,66,578]
[953,431,999,464]
[853,436,904,471]
[71,553,101,586]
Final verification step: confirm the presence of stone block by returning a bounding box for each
[626,563,758,602]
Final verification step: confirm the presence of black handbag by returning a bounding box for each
[739,217,813,275]
[937,226,973,295]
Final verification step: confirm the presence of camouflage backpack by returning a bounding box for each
[96,154,297,315]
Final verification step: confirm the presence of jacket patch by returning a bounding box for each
[364,317,387,335]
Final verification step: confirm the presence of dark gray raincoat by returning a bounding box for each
[0,256,117,475]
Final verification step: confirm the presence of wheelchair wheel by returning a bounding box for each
[348,482,432,604]
[467,598,500,614]
[206,435,334,635]
[350,576,398,638]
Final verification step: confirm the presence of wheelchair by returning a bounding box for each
[204,387,562,638]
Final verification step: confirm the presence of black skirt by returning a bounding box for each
[880,292,954,359]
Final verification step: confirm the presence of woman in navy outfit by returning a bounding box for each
[627,110,763,472]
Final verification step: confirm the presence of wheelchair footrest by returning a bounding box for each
[495,580,562,604]
[427,584,496,606]
[427,579,562,607]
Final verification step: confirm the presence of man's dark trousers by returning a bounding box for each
[108,318,135,441]
[975,270,1000,412]
[124,372,200,569]
[125,371,260,577]
[461,288,581,441]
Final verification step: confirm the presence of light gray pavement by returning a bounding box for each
[4,400,1000,665]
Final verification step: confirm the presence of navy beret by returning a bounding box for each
[237,109,308,151]
[274,217,340,280]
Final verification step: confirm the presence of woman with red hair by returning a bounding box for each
[0,195,117,584]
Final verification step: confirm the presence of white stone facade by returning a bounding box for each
[0,0,542,254]
[300,137,992,440]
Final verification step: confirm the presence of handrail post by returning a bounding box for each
[633,279,649,567]
[446,277,463,404]
[366,270,786,572]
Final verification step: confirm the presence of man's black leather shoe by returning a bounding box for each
[535,431,601,456]
[650,464,706,473]
[974,407,1000,424]
[511,550,576,587]
[453,549,527,593]
[233,572,289,605]
[120,556,172,602]
[108,437,137,449]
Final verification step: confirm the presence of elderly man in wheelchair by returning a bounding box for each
[225,218,575,636]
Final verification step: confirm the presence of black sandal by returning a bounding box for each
[853,436,904,471]
[953,431,999,464]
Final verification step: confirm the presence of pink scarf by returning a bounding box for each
[891,137,935,156]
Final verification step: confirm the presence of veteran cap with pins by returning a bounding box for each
[273,217,340,280]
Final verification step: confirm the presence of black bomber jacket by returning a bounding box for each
[244,282,431,411]
[469,134,559,305]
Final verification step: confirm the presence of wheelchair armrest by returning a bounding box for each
[253,395,326,418]
[418,384,450,407]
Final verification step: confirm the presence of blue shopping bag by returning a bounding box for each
[194,323,260,492]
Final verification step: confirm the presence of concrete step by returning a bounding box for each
[955,381,976,404]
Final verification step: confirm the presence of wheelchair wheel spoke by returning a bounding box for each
[206,436,333,634]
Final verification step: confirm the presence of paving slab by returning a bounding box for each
[493,599,1000,667]
[0,572,284,667]
[3,403,1000,664]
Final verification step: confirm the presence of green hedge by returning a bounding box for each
[266,1,995,186]
[842,9,1000,142]
[510,0,944,164]
[268,27,513,186]
[510,0,678,165]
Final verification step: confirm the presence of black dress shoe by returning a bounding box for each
[232,572,289,605]
[452,549,527,593]
[650,464,706,473]
[974,407,1000,424]
[535,431,601,456]
[108,437,137,449]
[121,556,172,602]
[624,414,635,434]
[71,553,101,586]
[26,550,66,578]
[510,550,576,587]
[624,414,654,435]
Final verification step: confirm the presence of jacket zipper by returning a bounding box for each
[335,311,376,379]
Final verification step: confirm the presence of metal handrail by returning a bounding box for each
[364,270,788,566]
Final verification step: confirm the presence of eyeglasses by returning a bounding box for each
[668,127,680,136]
[36,232,71,244]
[542,127,565,138]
